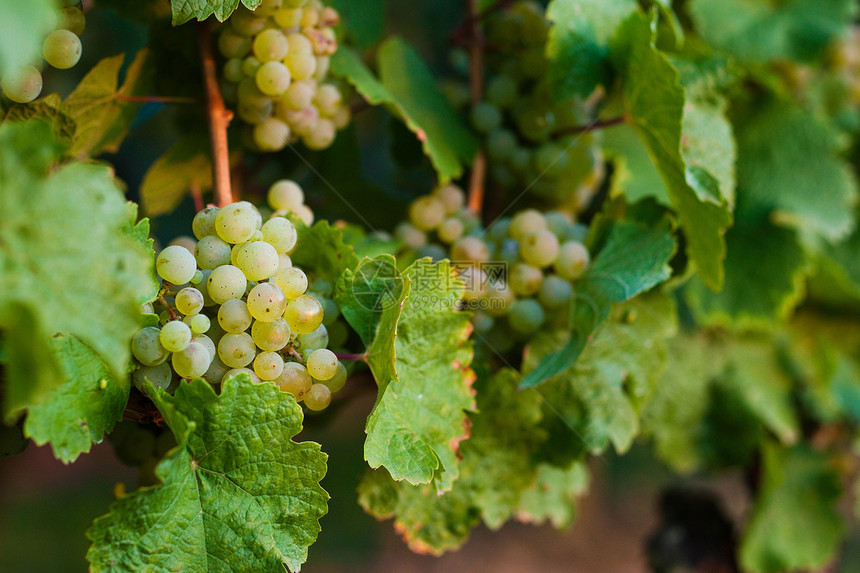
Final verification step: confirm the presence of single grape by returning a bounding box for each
[131,326,169,367]
[280,79,316,111]
[256,61,291,96]
[159,320,192,353]
[451,236,490,264]
[319,361,347,392]
[194,235,232,270]
[274,7,303,27]
[274,266,309,298]
[332,106,351,129]
[215,202,260,244]
[434,184,465,215]
[206,265,248,304]
[471,310,495,334]
[318,297,340,327]
[218,29,252,59]
[253,351,285,381]
[276,362,312,400]
[284,105,320,136]
[496,238,520,266]
[485,280,515,316]
[230,10,266,36]
[486,74,518,108]
[172,342,212,379]
[133,362,173,391]
[185,314,211,334]
[394,222,427,249]
[509,263,543,296]
[247,282,288,322]
[304,383,331,410]
[156,245,198,285]
[508,298,545,335]
[470,101,503,133]
[42,29,82,69]
[217,332,256,368]
[515,103,555,142]
[255,0,284,18]
[236,239,280,281]
[521,229,560,268]
[555,241,590,280]
[57,6,86,35]
[510,209,547,242]
[298,323,329,353]
[300,4,320,27]
[191,334,216,361]
[218,298,253,333]
[222,367,261,385]
[169,236,197,254]
[261,217,297,254]
[192,206,220,239]
[203,355,230,385]
[251,317,291,351]
[409,196,446,231]
[437,217,464,244]
[487,128,518,160]
[303,118,336,150]
[284,51,317,80]
[292,204,315,226]
[538,275,573,308]
[223,58,245,83]
[418,243,448,261]
[284,294,324,334]
[175,287,204,316]
[268,179,305,211]
[314,84,341,116]
[459,267,488,301]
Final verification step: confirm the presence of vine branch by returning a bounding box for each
[552,115,627,138]
[466,0,487,216]
[197,21,234,208]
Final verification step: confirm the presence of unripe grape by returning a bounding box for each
[133,362,173,390]
[230,10,266,36]
[284,51,317,80]
[394,222,427,249]
[222,367,261,385]
[185,314,211,334]
[292,204,315,226]
[1,66,42,103]
[132,326,169,366]
[508,298,545,335]
[276,362,312,399]
[274,7,302,27]
[215,202,260,244]
[172,342,212,379]
[304,383,331,411]
[281,79,315,110]
[268,179,305,211]
[409,196,446,231]
[206,265,248,304]
[303,118,336,150]
[247,282,288,322]
[218,29,252,59]
[261,217,298,254]
[509,209,547,242]
[57,7,86,36]
[256,61,291,96]
[157,245,198,285]
[253,351,285,381]
[306,348,337,380]
[251,317,291,351]
[509,263,543,296]
[191,334,216,360]
[298,324,328,353]
[539,275,573,308]
[192,206,220,239]
[175,287,204,316]
[42,29,82,69]
[437,217,465,244]
[273,266,308,298]
[203,355,230,385]
[194,235,232,270]
[284,294,324,334]
[434,184,466,215]
[218,298,253,333]
[521,229,560,268]
[555,241,590,280]
[320,361,347,392]
[486,74,518,108]
[471,101,502,133]
[485,280,515,316]
[451,236,490,264]
[159,320,192,353]
[236,238,280,281]
[217,332,256,368]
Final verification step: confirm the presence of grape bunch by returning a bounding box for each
[0,0,85,103]
[217,0,350,152]
[399,187,592,353]
[459,1,604,205]
[132,184,348,412]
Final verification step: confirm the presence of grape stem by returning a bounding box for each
[197,21,234,208]
[156,289,177,321]
[552,115,627,138]
[466,0,487,217]
[334,352,367,362]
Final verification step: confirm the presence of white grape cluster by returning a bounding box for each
[217,0,350,152]
[0,0,85,103]
[400,188,591,349]
[131,181,347,412]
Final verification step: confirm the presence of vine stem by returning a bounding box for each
[197,21,234,208]
[552,115,627,138]
[466,0,487,216]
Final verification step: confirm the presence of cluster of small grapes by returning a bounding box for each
[399,186,591,351]
[131,182,347,412]
[217,0,350,152]
[0,0,86,103]
[463,1,603,204]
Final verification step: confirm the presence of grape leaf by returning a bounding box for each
[519,215,676,390]
[821,224,860,297]
[328,0,387,50]
[140,134,212,217]
[0,0,55,75]
[87,375,329,573]
[0,120,157,421]
[171,0,261,25]
[23,334,129,464]
[515,461,589,528]
[290,220,360,287]
[332,40,479,182]
[685,216,809,330]
[545,0,637,99]
[735,102,857,241]
[611,12,731,290]
[689,0,856,63]
[604,123,671,206]
[739,443,843,573]
[64,50,153,158]
[335,255,404,347]
[363,258,476,491]
[3,93,76,142]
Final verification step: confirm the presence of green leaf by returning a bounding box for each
[545,0,637,99]
[515,462,589,528]
[519,215,676,389]
[604,123,671,206]
[327,0,387,49]
[87,375,329,573]
[24,334,129,464]
[363,258,476,491]
[171,0,261,25]
[140,134,212,217]
[335,255,404,347]
[290,220,360,287]
[0,120,157,421]
[689,0,856,63]
[3,94,76,142]
[735,102,857,241]
[0,0,55,75]
[739,443,843,573]
[64,50,153,158]
[525,292,677,453]
[685,216,809,330]
[611,12,731,290]
[333,40,479,182]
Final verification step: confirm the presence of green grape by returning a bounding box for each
[298,324,328,352]
[284,0,310,8]
[159,320,192,353]
[566,223,589,244]
[278,253,293,272]
[236,238,280,281]
[451,236,490,264]
[437,217,464,245]
[172,342,212,379]
[544,211,573,238]
[521,229,560,268]
[241,56,263,79]
[222,367,261,385]
[255,0,283,17]
[280,79,316,111]
[518,48,548,80]
[223,58,244,83]
[261,217,297,254]
[538,275,573,308]
[508,298,545,335]
[230,241,248,267]
[192,206,219,239]
[253,351,285,381]
[196,270,216,306]
[175,287,204,316]
[496,238,519,266]
[194,235,232,270]
[284,105,320,136]
[268,179,305,211]
[304,383,331,411]
[42,29,82,69]
[533,142,569,177]
[292,204,315,226]
[486,74,518,108]
[555,241,590,280]
[509,263,543,296]
[247,283,288,322]
[409,196,446,231]
[515,104,555,142]
[284,294,324,334]
[319,361,347,392]
[471,310,495,334]
[131,326,169,367]
[274,266,308,298]
[251,317,291,351]
[274,7,303,27]
[218,299,252,333]
[434,184,465,215]
[276,362,312,400]
[332,106,351,129]
[206,265,248,304]
[256,61,291,96]
[314,84,341,116]
[285,51,317,80]
[303,117,336,150]
[133,362,173,391]
[215,202,260,244]
[487,128,517,160]
[217,332,256,368]
[203,355,230,385]
[230,10,266,36]
[185,314,211,335]
[157,245,197,285]
[488,218,511,242]
[311,278,333,297]
[300,4,320,27]
[459,267,488,301]
[470,101,502,133]
[218,29,252,59]
[510,147,531,172]
[57,6,86,35]
[191,334,216,360]
[509,209,547,242]
[418,243,447,261]
[394,222,427,249]
[485,280,515,316]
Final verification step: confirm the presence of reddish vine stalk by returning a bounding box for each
[466,0,487,216]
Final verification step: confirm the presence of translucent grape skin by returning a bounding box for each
[304,383,332,411]
[215,202,260,244]
[252,29,289,62]
[251,317,291,351]
[284,294,324,334]
[218,298,253,333]
[186,314,211,334]
[255,61,291,96]
[509,209,547,242]
[246,282,288,322]
[409,196,446,231]
[509,263,543,296]
[222,367,261,385]
[131,326,169,366]
[236,240,280,281]
[508,298,546,335]
[157,245,198,285]
[207,265,248,304]
[320,361,347,392]
[555,241,590,281]
[192,206,220,239]
[253,351,285,381]
[520,229,560,268]
[159,320,192,353]
[194,235,232,270]
[1,65,43,103]
[306,348,337,380]
[261,217,297,254]
[172,341,212,379]
[267,179,305,211]
[276,362,313,400]
[175,287,204,316]
[217,332,256,368]
[42,29,82,69]
[133,362,173,391]
[538,275,573,308]
[274,266,308,298]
